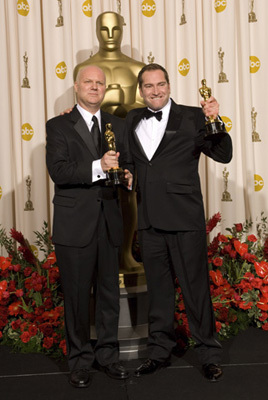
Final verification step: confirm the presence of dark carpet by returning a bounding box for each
[1,327,267,400]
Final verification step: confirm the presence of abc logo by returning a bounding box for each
[0,186,2,200]
[214,0,227,13]
[31,245,39,258]
[22,123,34,141]
[178,58,190,76]
[221,116,232,132]
[55,61,67,79]
[254,174,264,192]
[249,56,261,73]
[82,0,92,17]
[142,0,156,17]
[17,0,30,16]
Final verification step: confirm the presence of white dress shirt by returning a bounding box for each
[136,99,171,160]
[76,104,106,182]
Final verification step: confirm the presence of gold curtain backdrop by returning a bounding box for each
[0,0,267,253]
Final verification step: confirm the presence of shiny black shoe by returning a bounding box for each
[69,368,91,388]
[97,362,130,380]
[203,364,223,382]
[135,358,170,377]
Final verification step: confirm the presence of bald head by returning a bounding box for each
[74,65,106,113]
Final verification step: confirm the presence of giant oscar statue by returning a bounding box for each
[74,12,148,358]
[74,12,145,280]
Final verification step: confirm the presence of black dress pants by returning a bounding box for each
[138,227,222,365]
[55,212,120,371]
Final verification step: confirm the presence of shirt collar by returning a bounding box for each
[77,104,101,127]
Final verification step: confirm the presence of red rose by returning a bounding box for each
[59,339,67,355]
[43,337,54,349]
[247,234,257,243]
[262,323,268,331]
[20,331,31,343]
[212,257,223,267]
[28,324,38,337]
[235,223,243,232]
[215,321,222,332]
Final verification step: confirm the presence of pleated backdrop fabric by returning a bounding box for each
[0,0,267,252]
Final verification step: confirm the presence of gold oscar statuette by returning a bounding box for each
[21,52,30,88]
[179,0,187,25]
[249,0,257,23]
[218,47,228,83]
[24,175,34,211]
[199,79,226,136]
[104,123,126,187]
[56,0,64,27]
[221,167,232,202]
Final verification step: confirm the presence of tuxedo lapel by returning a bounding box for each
[151,105,183,159]
[131,109,149,160]
[130,102,184,161]
[71,106,99,159]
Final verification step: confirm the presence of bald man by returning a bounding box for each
[46,66,133,388]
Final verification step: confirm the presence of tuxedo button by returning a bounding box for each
[97,175,101,178]
[149,162,152,166]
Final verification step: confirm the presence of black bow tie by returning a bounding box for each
[144,109,163,121]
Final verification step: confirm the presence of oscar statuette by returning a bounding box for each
[199,79,226,136]
[104,123,127,186]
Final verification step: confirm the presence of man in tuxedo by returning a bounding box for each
[125,63,232,381]
[46,65,133,388]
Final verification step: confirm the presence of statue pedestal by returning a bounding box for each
[118,275,148,359]
[91,269,149,359]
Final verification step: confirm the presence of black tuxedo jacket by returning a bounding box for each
[125,99,232,231]
[46,105,132,247]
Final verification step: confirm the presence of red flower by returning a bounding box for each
[206,213,221,234]
[15,289,23,297]
[262,323,268,331]
[43,337,54,349]
[235,223,243,232]
[59,339,67,355]
[209,270,224,286]
[238,301,253,310]
[23,267,33,277]
[218,234,229,243]
[254,261,268,282]
[47,252,56,265]
[234,240,248,257]
[0,256,12,271]
[259,312,268,322]
[212,257,223,267]
[28,324,38,337]
[244,253,257,263]
[13,264,21,272]
[20,331,31,343]
[8,301,22,316]
[11,320,22,330]
[247,234,257,243]
[257,297,268,311]
[215,321,222,333]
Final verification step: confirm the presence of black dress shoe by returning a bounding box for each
[203,364,223,382]
[69,368,91,388]
[135,358,170,377]
[97,362,130,380]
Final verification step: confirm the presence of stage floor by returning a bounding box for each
[1,327,268,400]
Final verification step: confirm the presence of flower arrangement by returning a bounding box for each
[1,213,268,358]
[175,212,268,345]
[0,223,66,358]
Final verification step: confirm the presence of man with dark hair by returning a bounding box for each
[125,63,232,381]
[46,65,132,388]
